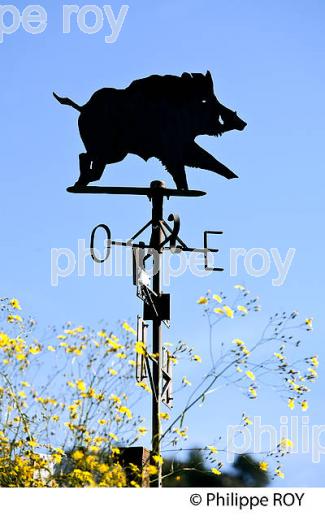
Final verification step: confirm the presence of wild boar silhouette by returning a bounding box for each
[54,71,246,190]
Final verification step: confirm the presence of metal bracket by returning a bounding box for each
[161,349,173,408]
[136,316,148,383]
[159,214,181,251]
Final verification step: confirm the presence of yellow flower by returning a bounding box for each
[47,346,56,352]
[214,307,224,315]
[234,284,246,291]
[274,352,285,361]
[207,445,218,454]
[109,394,121,404]
[76,380,86,392]
[7,315,23,323]
[20,381,30,387]
[159,412,170,420]
[223,306,234,319]
[16,353,26,361]
[10,298,21,310]
[242,347,251,356]
[122,322,136,335]
[18,391,26,399]
[237,305,248,314]
[135,341,146,356]
[118,406,133,419]
[52,453,62,464]
[243,416,253,426]
[182,376,191,386]
[301,400,309,412]
[211,468,221,475]
[109,368,118,376]
[192,354,202,363]
[138,427,148,435]
[233,338,244,346]
[72,450,84,461]
[310,356,319,368]
[213,294,222,303]
[275,468,285,479]
[308,367,318,378]
[147,465,158,475]
[173,428,188,438]
[136,381,152,393]
[288,398,295,410]
[67,381,75,389]
[197,296,208,305]
[246,370,256,381]
[112,447,120,456]
[108,432,119,441]
[89,446,100,453]
[28,439,38,448]
[129,360,136,366]
[0,332,10,347]
[259,461,269,472]
[29,346,41,355]
[280,438,294,450]
[51,415,59,422]
[98,419,107,425]
[305,318,313,329]
[249,386,257,398]
[152,455,163,465]
[98,464,109,474]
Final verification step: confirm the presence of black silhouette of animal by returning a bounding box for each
[54,71,246,190]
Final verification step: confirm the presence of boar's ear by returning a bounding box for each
[206,70,214,89]
[181,72,192,81]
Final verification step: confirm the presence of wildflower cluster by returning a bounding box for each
[0,298,147,487]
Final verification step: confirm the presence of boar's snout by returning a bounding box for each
[235,116,247,131]
[217,103,247,134]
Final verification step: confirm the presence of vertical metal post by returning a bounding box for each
[150,180,164,487]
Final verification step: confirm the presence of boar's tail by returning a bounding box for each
[53,92,82,112]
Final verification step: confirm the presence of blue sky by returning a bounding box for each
[0,0,324,485]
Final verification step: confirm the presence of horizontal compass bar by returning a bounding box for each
[67,185,206,198]
[110,240,219,254]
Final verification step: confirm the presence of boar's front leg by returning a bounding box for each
[163,161,189,191]
[75,153,106,186]
[185,142,238,180]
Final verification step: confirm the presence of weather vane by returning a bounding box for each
[55,71,246,487]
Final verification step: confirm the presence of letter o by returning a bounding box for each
[90,224,111,263]
[283,493,295,506]
[77,5,104,34]
[244,248,271,278]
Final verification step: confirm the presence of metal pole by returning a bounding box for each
[150,180,164,487]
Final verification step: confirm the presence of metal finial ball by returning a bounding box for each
[150,180,166,189]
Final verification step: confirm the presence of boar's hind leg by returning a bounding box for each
[164,162,189,191]
[75,153,92,186]
[185,143,238,180]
